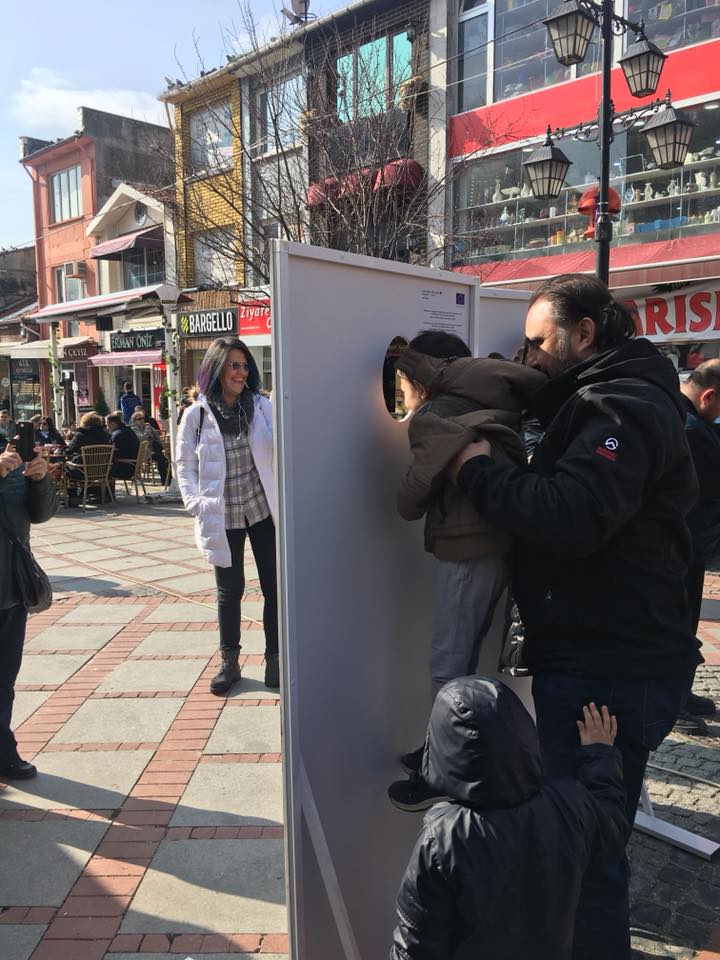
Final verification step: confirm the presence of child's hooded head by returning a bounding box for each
[423,677,542,809]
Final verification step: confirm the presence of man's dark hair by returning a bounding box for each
[409,331,472,359]
[687,360,720,392]
[106,412,123,429]
[529,274,637,352]
[123,381,132,391]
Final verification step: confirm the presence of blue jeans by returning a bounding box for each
[532,670,693,960]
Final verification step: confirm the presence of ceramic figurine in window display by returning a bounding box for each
[492,179,503,203]
[568,193,580,213]
[644,182,654,201]
[624,186,635,203]
[684,152,695,165]
[711,170,718,190]
[499,206,510,224]
[520,182,532,199]
[634,186,642,202]
[695,171,708,191]
[667,178,679,197]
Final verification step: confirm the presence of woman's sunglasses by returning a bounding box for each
[226,361,250,372]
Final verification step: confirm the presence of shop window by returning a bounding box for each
[383,335,409,419]
[336,31,413,122]
[188,102,233,174]
[255,74,304,156]
[50,165,81,223]
[193,229,237,287]
[122,248,165,289]
[458,0,490,113]
[493,0,572,101]
[626,0,720,54]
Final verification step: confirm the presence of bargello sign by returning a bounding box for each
[177,309,237,338]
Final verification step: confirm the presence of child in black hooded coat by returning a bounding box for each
[389,677,628,960]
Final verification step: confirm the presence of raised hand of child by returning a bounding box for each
[577,702,617,746]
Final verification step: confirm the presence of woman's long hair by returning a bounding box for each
[196,337,262,424]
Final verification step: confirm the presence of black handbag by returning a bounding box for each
[0,501,53,614]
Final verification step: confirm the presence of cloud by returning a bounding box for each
[9,68,166,136]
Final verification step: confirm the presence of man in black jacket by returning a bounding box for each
[675,360,720,732]
[106,412,140,481]
[449,274,700,960]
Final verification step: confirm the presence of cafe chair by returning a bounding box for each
[118,440,149,503]
[75,445,115,512]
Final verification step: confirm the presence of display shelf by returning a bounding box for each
[621,185,720,208]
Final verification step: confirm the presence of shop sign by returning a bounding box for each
[152,362,166,416]
[626,288,720,341]
[177,309,237,338]
[238,299,271,337]
[64,344,89,361]
[10,357,40,381]
[109,328,165,352]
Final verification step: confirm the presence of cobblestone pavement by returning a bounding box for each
[629,570,720,960]
[2,494,720,958]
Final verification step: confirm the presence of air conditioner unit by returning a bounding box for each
[63,260,87,280]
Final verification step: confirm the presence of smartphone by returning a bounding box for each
[14,421,36,462]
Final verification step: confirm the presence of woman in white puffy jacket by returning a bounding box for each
[176,337,278,694]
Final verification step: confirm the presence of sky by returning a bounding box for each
[0,0,337,251]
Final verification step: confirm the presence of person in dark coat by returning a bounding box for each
[390,677,628,960]
[675,359,720,732]
[0,442,58,779]
[449,274,700,960]
[105,412,140,481]
[65,412,111,464]
[37,416,66,449]
[119,381,141,423]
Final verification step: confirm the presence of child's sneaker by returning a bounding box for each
[388,773,448,812]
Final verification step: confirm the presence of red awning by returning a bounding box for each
[457,233,720,288]
[89,226,164,261]
[373,158,424,191]
[306,177,338,207]
[89,350,163,367]
[338,168,372,197]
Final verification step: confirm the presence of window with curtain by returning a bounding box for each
[50,165,81,223]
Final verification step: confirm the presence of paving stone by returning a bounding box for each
[52,699,183,744]
[97,660,207,694]
[91,557,167,574]
[700,598,720,621]
[0,925,47,960]
[151,572,218,594]
[58,605,146,625]
[239,632,266,655]
[17,653,92,686]
[132,632,218,657]
[51,577,134,597]
[0,819,107,906]
[0,750,152,810]
[70,547,126,562]
[120,839,286,933]
[205,706,280,755]
[26,625,123,652]
[105,955,285,960]
[172,762,283,826]
[143,604,217,624]
[48,565,100,579]
[227,663,279,699]
[11,690,51,726]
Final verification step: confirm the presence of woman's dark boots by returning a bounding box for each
[210,650,241,695]
[264,654,280,689]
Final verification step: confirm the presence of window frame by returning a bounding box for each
[254,73,305,158]
[457,0,493,115]
[192,228,237,288]
[187,101,234,176]
[335,29,414,122]
[49,164,82,224]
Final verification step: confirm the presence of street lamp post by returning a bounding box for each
[521,0,694,286]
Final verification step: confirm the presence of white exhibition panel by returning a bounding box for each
[271,242,529,960]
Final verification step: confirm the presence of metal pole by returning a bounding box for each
[595,0,614,286]
[48,322,63,422]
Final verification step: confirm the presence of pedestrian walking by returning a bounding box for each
[449,273,700,960]
[390,678,627,960]
[119,381,141,423]
[389,332,545,811]
[0,442,58,780]
[176,337,278,693]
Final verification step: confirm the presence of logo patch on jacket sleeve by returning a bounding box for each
[595,437,619,461]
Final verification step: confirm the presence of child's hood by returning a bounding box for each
[395,350,546,411]
[424,677,542,809]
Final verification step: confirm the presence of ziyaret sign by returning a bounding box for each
[177,309,237,338]
[625,286,720,341]
[238,298,271,337]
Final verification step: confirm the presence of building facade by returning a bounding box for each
[19,107,173,422]
[446,1,720,369]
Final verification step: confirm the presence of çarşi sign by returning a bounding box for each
[177,309,237,338]
[626,287,720,341]
[109,328,165,352]
[238,299,271,337]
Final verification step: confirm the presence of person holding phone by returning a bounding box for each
[0,441,58,780]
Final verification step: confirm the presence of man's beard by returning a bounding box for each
[550,327,579,376]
